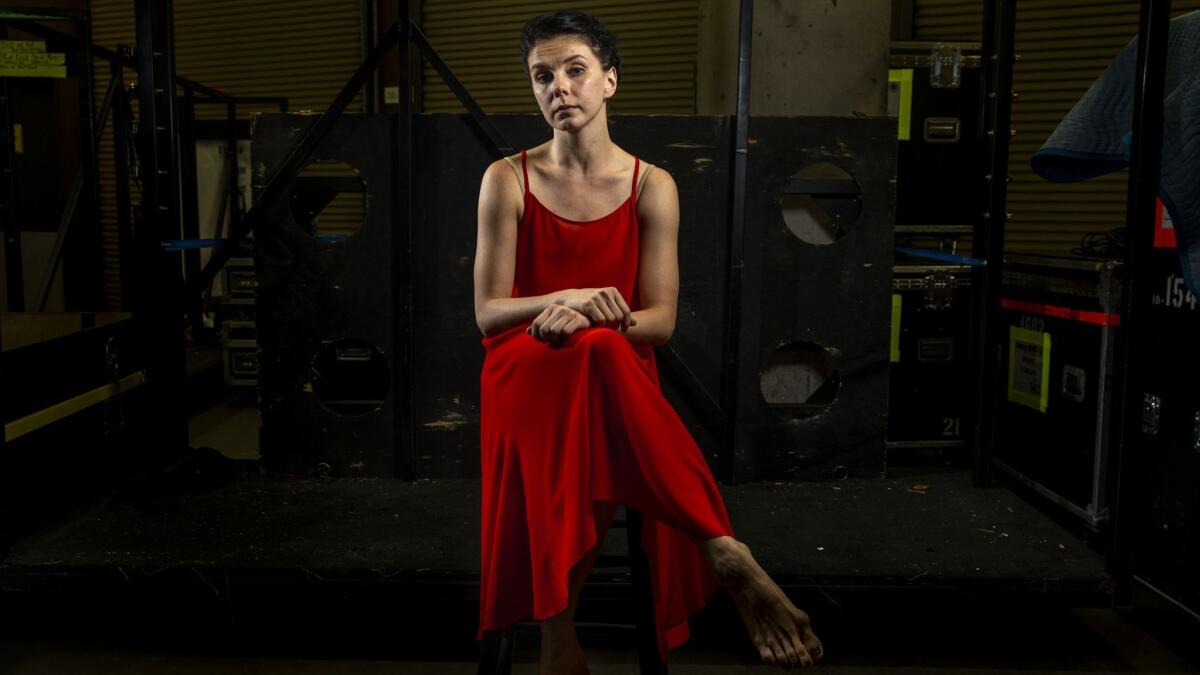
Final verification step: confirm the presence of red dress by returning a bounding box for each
[477,149,736,664]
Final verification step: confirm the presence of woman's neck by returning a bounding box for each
[547,108,615,175]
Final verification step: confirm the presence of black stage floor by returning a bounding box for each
[2,463,1106,586]
[0,464,1110,659]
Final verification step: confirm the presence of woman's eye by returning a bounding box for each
[570,67,584,75]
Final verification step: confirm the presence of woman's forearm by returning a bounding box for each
[622,306,675,346]
[477,292,568,336]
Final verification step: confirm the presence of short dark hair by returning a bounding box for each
[519,10,621,77]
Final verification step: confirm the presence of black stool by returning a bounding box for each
[477,506,668,675]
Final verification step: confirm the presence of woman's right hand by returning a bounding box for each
[554,287,638,332]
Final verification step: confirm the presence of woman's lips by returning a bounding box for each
[556,105,577,114]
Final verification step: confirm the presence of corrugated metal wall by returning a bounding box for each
[420,0,699,113]
[91,0,365,308]
[914,0,983,40]
[915,0,1200,255]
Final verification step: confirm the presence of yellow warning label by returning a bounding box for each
[890,294,902,362]
[888,68,913,141]
[0,40,66,78]
[1008,326,1051,412]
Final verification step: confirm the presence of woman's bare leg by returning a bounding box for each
[692,534,824,669]
[540,502,619,675]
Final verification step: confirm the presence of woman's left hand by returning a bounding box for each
[528,304,592,346]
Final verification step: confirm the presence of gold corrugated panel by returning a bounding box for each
[1008,0,1200,255]
[421,0,699,114]
[90,0,365,308]
[914,0,983,40]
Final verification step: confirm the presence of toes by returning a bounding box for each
[758,642,777,666]
[805,637,824,664]
[777,632,801,669]
[758,633,785,667]
[768,632,796,669]
[788,630,813,668]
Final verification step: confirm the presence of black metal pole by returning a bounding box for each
[394,2,416,480]
[35,172,82,312]
[95,70,118,155]
[970,0,1016,488]
[1109,0,1172,610]
[113,52,134,311]
[718,0,753,486]
[135,0,189,453]
[178,84,203,337]
[225,100,240,233]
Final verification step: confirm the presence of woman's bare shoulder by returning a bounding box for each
[479,157,525,226]
[636,163,679,224]
[638,162,676,198]
[481,155,522,197]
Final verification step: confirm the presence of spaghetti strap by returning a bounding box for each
[520,149,530,196]
[631,157,640,200]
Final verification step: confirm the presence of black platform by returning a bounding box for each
[0,465,1105,580]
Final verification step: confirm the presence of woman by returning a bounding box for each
[473,10,823,672]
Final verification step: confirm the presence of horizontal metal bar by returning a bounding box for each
[194,95,289,106]
[0,8,88,20]
[992,457,1105,528]
[896,247,987,267]
[162,235,346,251]
[895,224,975,235]
[886,440,968,450]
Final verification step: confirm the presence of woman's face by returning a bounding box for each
[526,35,616,132]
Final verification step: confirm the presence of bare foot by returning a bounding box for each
[540,618,590,675]
[709,538,824,668]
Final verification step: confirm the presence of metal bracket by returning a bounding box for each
[1142,393,1162,436]
[931,44,963,88]
[923,270,957,309]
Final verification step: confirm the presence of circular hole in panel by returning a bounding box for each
[760,341,840,418]
[289,160,367,242]
[780,163,862,245]
[310,338,390,416]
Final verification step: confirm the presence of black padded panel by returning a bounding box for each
[252,113,398,477]
[734,117,896,481]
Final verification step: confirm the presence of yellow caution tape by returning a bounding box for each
[890,294,902,362]
[888,69,913,141]
[5,371,146,442]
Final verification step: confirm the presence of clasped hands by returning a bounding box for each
[526,287,639,347]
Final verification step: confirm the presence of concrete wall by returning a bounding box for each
[698,0,891,117]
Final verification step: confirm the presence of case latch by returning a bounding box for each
[931,44,963,88]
